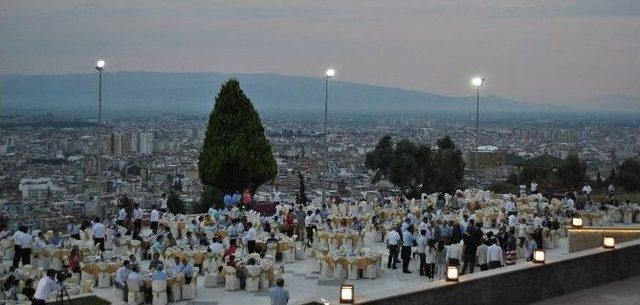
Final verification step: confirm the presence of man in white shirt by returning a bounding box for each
[12,226,33,268]
[304,211,316,247]
[209,238,225,256]
[133,204,143,236]
[507,214,518,229]
[126,265,144,290]
[118,207,128,225]
[159,193,168,213]
[530,181,539,194]
[32,269,63,305]
[565,197,575,211]
[67,220,80,240]
[532,213,543,229]
[150,206,160,234]
[92,217,107,252]
[245,223,257,254]
[386,228,401,269]
[114,261,131,301]
[582,184,592,196]
[487,239,503,269]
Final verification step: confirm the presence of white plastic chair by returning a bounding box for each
[151,280,168,305]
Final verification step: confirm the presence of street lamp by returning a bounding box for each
[471,76,484,172]
[322,68,335,206]
[95,59,106,171]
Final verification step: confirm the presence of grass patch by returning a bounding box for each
[49,295,111,305]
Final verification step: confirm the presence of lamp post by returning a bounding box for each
[322,68,335,206]
[95,59,105,171]
[471,77,484,172]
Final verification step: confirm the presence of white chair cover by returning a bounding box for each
[151,280,168,305]
[126,279,144,305]
[224,266,240,291]
[245,265,262,292]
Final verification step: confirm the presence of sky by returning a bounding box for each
[1,0,639,106]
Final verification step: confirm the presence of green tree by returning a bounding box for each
[615,157,640,191]
[364,135,464,196]
[192,186,222,213]
[556,154,586,188]
[297,172,308,205]
[198,79,277,194]
[167,191,185,214]
[432,136,465,193]
[365,135,394,183]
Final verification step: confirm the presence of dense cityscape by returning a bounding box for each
[2,113,638,230]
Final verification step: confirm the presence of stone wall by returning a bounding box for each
[568,227,640,252]
[301,239,640,305]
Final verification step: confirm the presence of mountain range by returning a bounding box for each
[0,71,632,117]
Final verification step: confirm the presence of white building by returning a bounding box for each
[139,132,154,156]
[18,178,65,201]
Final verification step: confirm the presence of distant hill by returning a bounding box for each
[2,71,568,117]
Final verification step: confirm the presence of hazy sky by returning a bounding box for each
[1,0,639,105]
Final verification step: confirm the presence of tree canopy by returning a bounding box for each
[365,135,464,196]
[616,156,640,191]
[198,79,277,194]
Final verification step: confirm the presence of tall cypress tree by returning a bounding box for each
[198,79,277,194]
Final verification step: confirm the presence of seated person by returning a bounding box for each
[266,233,279,243]
[180,258,195,284]
[208,238,225,256]
[148,253,162,271]
[151,236,165,256]
[151,264,169,281]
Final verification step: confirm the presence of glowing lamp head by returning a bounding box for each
[326,69,335,77]
[446,266,459,282]
[471,77,483,87]
[339,284,354,304]
[571,217,583,228]
[533,249,545,263]
[95,59,106,70]
[603,237,615,249]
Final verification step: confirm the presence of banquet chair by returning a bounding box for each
[181,268,198,300]
[48,249,62,271]
[333,263,347,280]
[624,210,633,224]
[259,262,272,289]
[245,265,262,292]
[84,228,94,241]
[223,266,240,291]
[97,263,111,288]
[168,273,183,302]
[320,260,334,278]
[282,243,295,263]
[347,260,358,280]
[272,265,285,286]
[265,241,278,259]
[203,260,220,288]
[364,263,378,279]
[126,279,144,305]
[151,280,168,305]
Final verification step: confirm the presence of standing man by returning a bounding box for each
[67,220,80,240]
[295,206,306,242]
[269,278,289,305]
[12,226,32,268]
[92,217,107,252]
[401,225,415,274]
[386,227,401,269]
[133,204,143,237]
[150,206,160,234]
[245,223,257,254]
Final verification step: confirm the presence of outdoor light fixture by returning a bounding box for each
[95,59,106,70]
[533,249,546,263]
[571,217,583,228]
[446,266,459,282]
[339,284,354,304]
[471,76,483,87]
[603,237,615,249]
[326,68,335,77]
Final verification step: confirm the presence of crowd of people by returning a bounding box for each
[0,182,636,305]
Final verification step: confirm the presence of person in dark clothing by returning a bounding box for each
[461,220,481,274]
